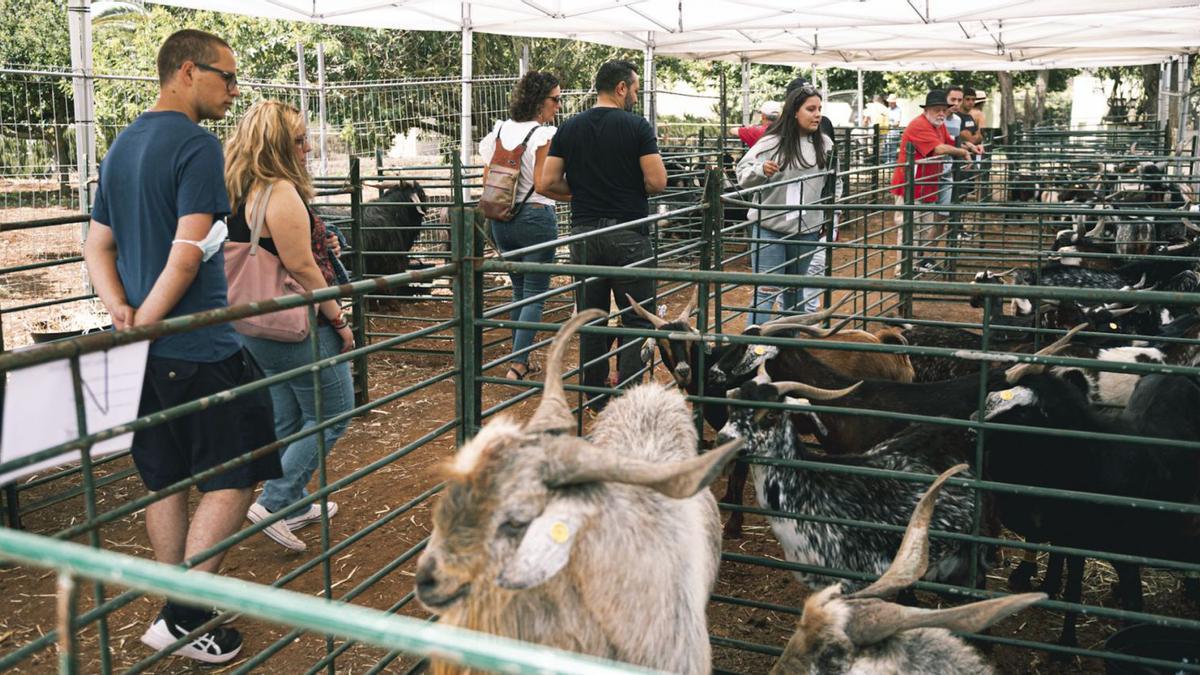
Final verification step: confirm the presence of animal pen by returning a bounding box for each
[4,2,1200,673]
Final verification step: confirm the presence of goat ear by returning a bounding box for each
[849,464,969,600]
[844,593,1046,647]
[495,503,587,590]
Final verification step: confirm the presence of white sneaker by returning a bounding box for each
[246,502,307,552]
[140,615,243,664]
[284,501,339,531]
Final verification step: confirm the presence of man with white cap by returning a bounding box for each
[737,100,781,148]
[883,93,903,161]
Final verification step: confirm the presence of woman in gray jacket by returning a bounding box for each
[736,85,833,326]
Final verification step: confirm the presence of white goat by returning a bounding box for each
[414,309,741,675]
[770,465,1045,675]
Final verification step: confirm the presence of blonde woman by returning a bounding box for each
[224,100,353,552]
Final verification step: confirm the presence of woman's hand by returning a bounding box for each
[762,160,780,177]
[325,232,342,257]
[335,323,355,353]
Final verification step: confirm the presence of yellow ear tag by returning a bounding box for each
[1109,322,1118,330]
[549,522,570,544]
[1000,389,1015,401]
[754,346,766,356]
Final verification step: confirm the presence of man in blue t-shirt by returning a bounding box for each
[539,60,667,412]
[83,29,279,665]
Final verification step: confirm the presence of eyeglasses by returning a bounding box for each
[546,95,562,104]
[194,63,238,92]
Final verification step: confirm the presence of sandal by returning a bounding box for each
[505,362,540,381]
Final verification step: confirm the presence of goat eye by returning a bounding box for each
[499,519,529,538]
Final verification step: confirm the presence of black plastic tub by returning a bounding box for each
[1105,623,1200,674]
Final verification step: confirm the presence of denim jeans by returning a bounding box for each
[241,325,354,517]
[750,225,822,326]
[491,204,558,366]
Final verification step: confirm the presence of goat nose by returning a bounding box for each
[415,559,437,596]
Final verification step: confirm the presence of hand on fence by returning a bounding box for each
[326,232,342,257]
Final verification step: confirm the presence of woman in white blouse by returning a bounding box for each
[480,71,570,380]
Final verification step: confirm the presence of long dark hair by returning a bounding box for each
[763,86,827,170]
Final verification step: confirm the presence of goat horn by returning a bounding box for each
[1085,219,1107,238]
[757,307,837,332]
[676,289,699,324]
[995,267,1018,278]
[1004,323,1087,383]
[1166,241,1193,252]
[1108,306,1139,317]
[624,294,668,329]
[547,437,744,499]
[844,592,1046,648]
[849,464,970,601]
[773,380,862,401]
[1131,273,1148,289]
[524,308,607,434]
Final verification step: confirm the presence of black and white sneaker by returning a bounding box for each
[140,613,243,664]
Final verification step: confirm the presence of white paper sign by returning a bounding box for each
[0,340,149,485]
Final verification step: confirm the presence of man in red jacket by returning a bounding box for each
[736,100,781,148]
[889,89,979,273]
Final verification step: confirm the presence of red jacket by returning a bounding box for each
[889,114,952,203]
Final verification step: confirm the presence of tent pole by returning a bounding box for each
[1178,53,1191,152]
[740,56,751,127]
[519,44,529,76]
[296,42,310,172]
[460,2,473,200]
[856,68,864,127]
[643,33,656,128]
[316,43,328,176]
[67,0,96,216]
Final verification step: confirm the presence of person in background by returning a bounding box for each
[479,70,568,380]
[539,59,666,413]
[736,84,833,325]
[889,89,980,274]
[884,93,903,161]
[83,29,280,664]
[786,77,840,309]
[956,86,985,202]
[737,100,782,148]
[225,100,355,553]
[932,85,967,250]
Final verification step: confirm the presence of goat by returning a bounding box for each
[414,309,742,674]
[703,310,915,538]
[721,330,1083,458]
[318,182,434,293]
[978,351,1200,647]
[769,464,1045,675]
[717,372,984,591]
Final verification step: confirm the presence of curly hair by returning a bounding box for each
[508,71,560,122]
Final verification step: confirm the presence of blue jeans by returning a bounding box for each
[490,204,558,366]
[750,225,822,326]
[241,325,354,517]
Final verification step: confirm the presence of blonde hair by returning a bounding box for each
[224,100,313,212]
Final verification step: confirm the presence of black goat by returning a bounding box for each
[979,364,1200,647]
[318,182,432,290]
[716,373,985,592]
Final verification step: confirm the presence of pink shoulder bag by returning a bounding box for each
[223,183,311,342]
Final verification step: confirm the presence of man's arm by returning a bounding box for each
[132,213,212,326]
[531,144,570,201]
[83,220,135,329]
[537,155,571,200]
[640,153,667,195]
[932,144,971,159]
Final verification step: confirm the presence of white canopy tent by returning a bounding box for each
[67,0,1200,181]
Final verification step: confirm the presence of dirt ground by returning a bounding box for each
[1,215,1196,673]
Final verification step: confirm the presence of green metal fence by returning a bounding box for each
[3,123,1199,673]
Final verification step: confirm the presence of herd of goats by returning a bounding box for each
[402,156,1200,674]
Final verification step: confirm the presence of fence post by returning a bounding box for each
[696,167,722,439]
[296,42,308,134]
[349,157,368,407]
[871,124,881,193]
[901,141,915,318]
[452,156,482,442]
[56,573,79,675]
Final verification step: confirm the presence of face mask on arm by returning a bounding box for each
[173,219,229,262]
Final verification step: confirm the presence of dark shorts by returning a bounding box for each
[131,349,282,492]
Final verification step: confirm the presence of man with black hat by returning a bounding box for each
[889,89,981,273]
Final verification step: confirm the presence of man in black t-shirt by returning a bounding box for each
[956,86,984,198]
[539,59,667,411]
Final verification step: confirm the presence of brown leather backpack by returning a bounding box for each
[479,123,540,221]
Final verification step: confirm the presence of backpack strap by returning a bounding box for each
[507,125,542,218]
